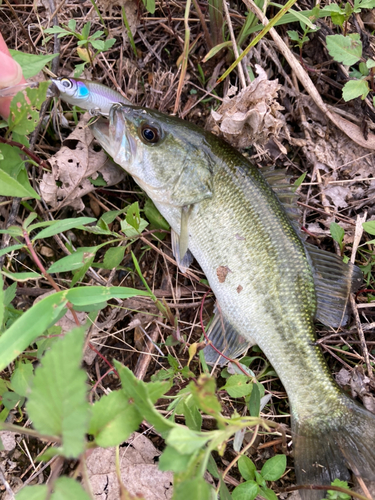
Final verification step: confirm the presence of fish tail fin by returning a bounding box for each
[293,395,375,500]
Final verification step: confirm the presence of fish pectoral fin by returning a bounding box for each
[171,228,194,273]
[179,205,193,261]
[305,242,363,328]
[203,305,255,366]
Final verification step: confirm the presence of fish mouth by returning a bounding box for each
[91,104,137,168]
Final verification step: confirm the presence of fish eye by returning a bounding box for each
[61,78,73,89]
[140,124,160,144]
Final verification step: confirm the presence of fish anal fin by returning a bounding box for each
[203,305,255,366]
[171,228,194,273]
[305,243,363,328]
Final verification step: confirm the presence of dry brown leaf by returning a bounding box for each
[86,433,173,500]
[206,65,285,148]
[40,114,125,211]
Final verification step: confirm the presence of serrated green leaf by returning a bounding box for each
[159,445,196,472]
[16,485,48,500]
[8,50,59,79]
[232,480,259,500]
[190,376,222,416]
[26,327,89,458]
[173,477,212,500]
[166,426,210,454]
[326,34,362,66]
[0,287,150,372]
[91,39,105,51]
[103,38,116,50]
[261,454,286,481]
[11,360,33,397]
[238,455,256,481]
[32,217,97,240]
[182,398,202,432]
[342,79,369,101]
[103,246,125,269]
[51,477,92,500]
[115,361,175,433]
[223,374,252,398]
[89,390,142,447]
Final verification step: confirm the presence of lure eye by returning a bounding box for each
[140,124,160,144]
[61,78,73,89]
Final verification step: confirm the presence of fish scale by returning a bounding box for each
[91,103,375,499]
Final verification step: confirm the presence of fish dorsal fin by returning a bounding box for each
[171,228,194,273]
[261,167,301,221]
[305,243,363,328]
[203,305,255,366]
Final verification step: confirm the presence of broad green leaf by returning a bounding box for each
[3,282,16,307]
[287,30,301,42]
[356,0,375,7]
[89,390,142,447]
[366,58,375,69]
[159,445,196,472]
[8,82,50,135]
[0,163,40,199]
[2,391,23,409]
[223,374,252,398]
[26,327,89,458]
[0,143,24,176]
[68,19,77,31]
[342,79,369,101]
[103,38,116,50]
[100,207,127,225]
[65,286,151,306]
[0,226,23,237]
[261,454,287,481]
[166,426,210,454]
[0,274,4,328]
[16,485,48,500]
[238,455,256,481]
[81,22,91,40]
[249,382,261,416]
[51,477,92,500]
[363,221,375,235]
[259,486,278,500]
[103,246,125,269]
[48,248,98,274]
[32,217,97,240]
[142,0,155,14]
[326,34,362,66]
[143,199,170,231]
[2,270,41,282]
[9,50,59,79]
[10,360,34,397]
[330,222,345,245]
[232,480,259,500]
[173,477,212,500]
[90,39,105,51]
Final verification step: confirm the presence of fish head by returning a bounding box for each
[91,104,215,208]
[50,77,89,103]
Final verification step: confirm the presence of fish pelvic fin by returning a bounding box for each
[293,395,375,500]
[304,243,363,328]
[203,305,255,366]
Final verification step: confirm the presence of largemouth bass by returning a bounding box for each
[91,104,375,498]
[50,77,130,115]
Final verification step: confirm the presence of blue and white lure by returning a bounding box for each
[50,77,131,116]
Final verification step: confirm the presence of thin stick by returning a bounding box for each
[222,0,247,90]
